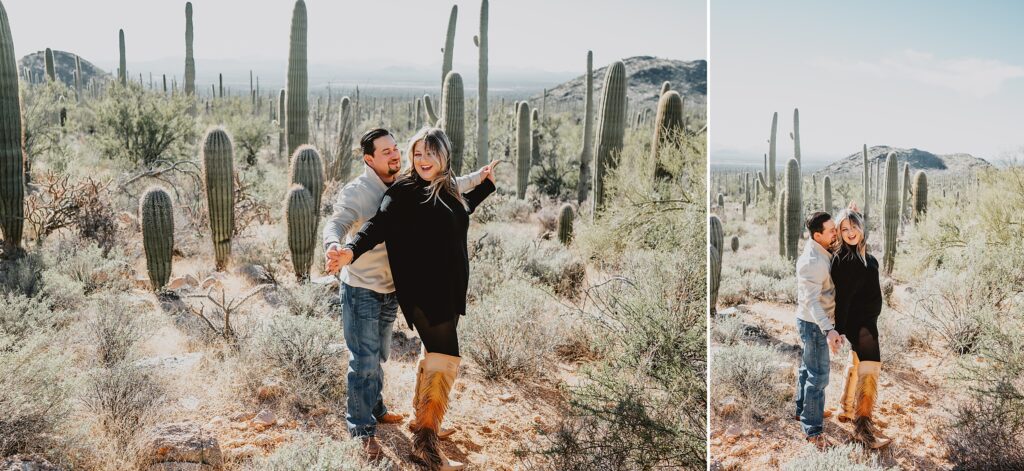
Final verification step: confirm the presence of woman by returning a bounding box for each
[831,206,890,449]
[331,127,497,470]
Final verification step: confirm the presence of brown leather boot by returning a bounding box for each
[853,361,891,449]
[837,350,859,422]
[409,352,465,471]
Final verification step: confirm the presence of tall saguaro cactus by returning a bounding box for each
[792,108,800,164]
[289,144,325,214]
[651,90,684,168]
[475,0,488,172]
[862,144,870,236]
[557,203,574,245]
[140,187,174,291]
[515,102,531,199]
[439,71,465,174]
[441,5,457,86]
[0,0,23,254]
[573,56,594,205]
[118,29,126,86]
[823,175,832,213]
[777,189,787,257]
[757,112,778,203]
[900,162,910,225]
[202,127,235,271]
[881,152,899,274]
[285,184,316,281]
[333,96,354,182]
[709,245,720,316]
[592,60,627,209]
[285,0,309,157]
[423,94,439,123]
[184,2,195,98]
[911,170,927,223]
[44,48,55,81]
[783,158,801,260]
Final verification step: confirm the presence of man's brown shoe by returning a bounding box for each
[362,436,383,460]
[377,411,405,424]
[408,421,456,439]
[807,434,832,451]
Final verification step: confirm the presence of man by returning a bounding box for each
[322,128,493,459]
[794,211,841,449]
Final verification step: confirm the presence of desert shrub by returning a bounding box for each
[711,314,750,346]
[0,252,46,297]
[711,343,789,421]
[462,279,562,381]
[466,228,528,302]
[92,82,196,166]
[44,240,132,295]
[87,295,149,367]
[0,294,62,343]
[211,101,274,167]
[781,443,895,471]
[252,431,387,471]
[529,116,580,199]
[247,315,346,409]
[523,244,586,299]
[21,81,74,176]
[273,281,338,318]
[235,225,290,284]
[0,334,72,457]
[909,271,997,355]
[473,193,533,224]
[81,363,163,448]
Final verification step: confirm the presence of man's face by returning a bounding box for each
[814,220,837,250]
[364,135,402,178]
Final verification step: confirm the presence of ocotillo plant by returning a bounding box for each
[423,94,439,123]
[709,245,720,316]
[576,51,595,204]
[285,184,316,281]
[475,0,488,171]
[792,108,800,164]
[0,0,23,255]
[439,71,465,174]
[202,127,235,271]
[757,112,778,203]
[286,0,309,157]
[441,5,457,86]
[44,47,54,81]
[118,29,126,86]
[592,60,627,209]
[823,175,832,213]
[651,90,684,173]
[912,170,927,222]
[515,102,531,199]
[140,186,174,291]
[184,2,195,103]
[784,158,801,260]
[289,144,325,215]
[557,203,573,245]
[881,152,899,274]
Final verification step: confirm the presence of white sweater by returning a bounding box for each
[322,165,486,294]
[795,239,837,333]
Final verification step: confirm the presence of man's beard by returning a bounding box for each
[387,165,400,175]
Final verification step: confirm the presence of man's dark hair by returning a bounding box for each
[806,211,831,237]
[359,128,393,156]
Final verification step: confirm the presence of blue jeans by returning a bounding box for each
[341,282,398,438]
[795,318,830,438]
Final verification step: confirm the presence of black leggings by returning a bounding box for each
[847,317,881,362]
[409,307,460,357]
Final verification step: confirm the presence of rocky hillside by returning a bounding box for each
[536,56,706,111]
[816,145,991,180]
[19,50,109,87]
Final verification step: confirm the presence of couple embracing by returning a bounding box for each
[795,206,891,450]
[323,126,500,469]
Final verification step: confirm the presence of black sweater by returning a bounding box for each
[830,250,883,336]
[345,175,495,329]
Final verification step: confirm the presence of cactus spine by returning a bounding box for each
[592,60,627,209]
[882,152,899,274]
[823,175,832,213]
[576,51,595,204]
[911,170,927,222]
[515,102,531,199]
[285,184,316,280]
[441,5,457,86]
[784,158,801,260]
[439,71,465,174]
[756,112,777,203]
[475,0,488,171]
[651,90,684,171]
[202,127,235,271]
[557,203,573,245]
[44,47,54,81]
[0,0,23,254]
[118,29,126,86]
[289,144,325,215]
[184,2,195,99]
[140,187,174,290]
[285,0,309,157]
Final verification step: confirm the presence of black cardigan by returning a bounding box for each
[830,250,883,336]
[345,175,495,329]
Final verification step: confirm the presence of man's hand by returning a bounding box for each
[325,244,354,274]
[848,201,860,212]
[480,159,502,184]
[826,329,843,354]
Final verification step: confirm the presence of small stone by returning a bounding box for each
[467,453,488,465]
[230,422,248,431]
[184,274,199,287]
[256,378,285,401]
[0,454,62,471]
[480,426,492,434]
[718,396,739,416]
[500,425,514,435]
[224,444,260,460]
[143,422,222,467]
[230,411,255,422]
[533,415,543,424]
[201,276,222,290]
[497,393,514,402]
[253,409,276,427]
[166,277,190,290]
[208,416,226,427]
[275,418,286,426]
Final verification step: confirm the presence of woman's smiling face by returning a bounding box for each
[412,140,443,181]
[840,218,862,246]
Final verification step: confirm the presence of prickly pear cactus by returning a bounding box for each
[140,186,174,290]
[557,204,574,245]
[516,102,531,199]
[285,184,316,281]
[0,0,24,255]
[201,127,235,271]
[439,71,465,174]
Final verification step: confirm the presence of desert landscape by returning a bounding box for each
[708,110,1024,470]
[0,1,706,470]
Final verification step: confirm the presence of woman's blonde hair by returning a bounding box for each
[403,126,467,211]
[833,208,869,265]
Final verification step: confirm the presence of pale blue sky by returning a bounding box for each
[711,0,1024,165]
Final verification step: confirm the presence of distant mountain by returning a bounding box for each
[19,50,109,87]
[817,145,991,179]
[536,56,706,111]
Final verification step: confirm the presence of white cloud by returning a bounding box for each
[817,49,1024,98]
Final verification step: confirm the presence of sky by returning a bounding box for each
[5,0,706,90]
[711,0,1024,166]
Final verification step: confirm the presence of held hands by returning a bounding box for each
[480,159,502,184]
[324,243,354,275]
[826,329,844,354]
[848,201,860,213]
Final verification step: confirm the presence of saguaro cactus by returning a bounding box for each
[709,245,720,316]
[285,0,309,157]
[900,162,910,224]
[441,5,457,85]
[475,0,488,171]
[862,144,870,235]
[184,2,195,98]
[730,235,739,253]
[823,175,832,213]
[333,96,354,182]
[792,108,800,164]
[0,0,23,254]
[557,203,573,245]
[202,127,235,271]
[881,152,899,274]
[651,90,684,170]
[44,47,54,81]
[592,60,627,209]
[709,214,723,256]
[74,54,82,100]
[576,52,595,204]
[118,29,126,86]
[515,102,531,199]
[439,71,465,174]
[423,94,439,124]
[757,112,778,203]
[289,144,325,214]
[784,158,801,260]
[140,187,174,290]
[777,189,786,257]
[660,81,671,96]
[911,170,927,222]
[285,184,316,280]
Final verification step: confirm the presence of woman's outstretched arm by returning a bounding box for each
[345,190,401,262]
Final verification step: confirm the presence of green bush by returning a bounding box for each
[0,293,61,342]
[0,334,73,457]
[781,443,896,471]
[246,315,346,410]
[81,363,163,449]
[87,295,149,367]
[92,83,196,166]
[711,343,790,422]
